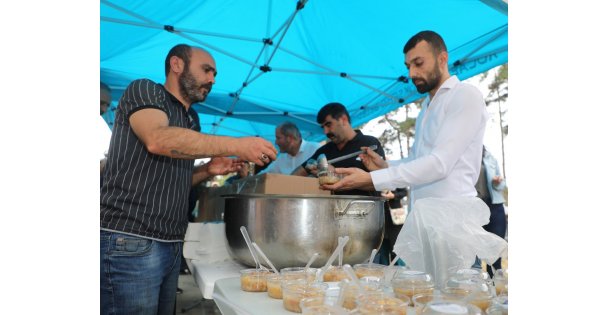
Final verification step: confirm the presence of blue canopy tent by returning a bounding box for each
[101,0,507,143]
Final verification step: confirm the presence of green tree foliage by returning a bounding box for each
[368,99,422,158]
[482,63,508,177]
[485,64,508,136]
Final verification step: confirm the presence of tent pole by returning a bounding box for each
[455,26,508,66]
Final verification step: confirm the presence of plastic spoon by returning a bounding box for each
[316,236,350,281]
[367,248,378,266]
[342,264,364,290]
[335,280,348,307]
[305,252,320,271]
[338,236,344,267]
[240,226,262,270]
[252,242,279,274]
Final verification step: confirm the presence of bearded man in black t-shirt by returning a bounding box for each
[292,102,385,197]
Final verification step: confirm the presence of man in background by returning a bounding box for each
[291,102,385,197]
[100,82,112,115]
[261,121,320,174]
[99,82,112,181]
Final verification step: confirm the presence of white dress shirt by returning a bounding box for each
[261,139,321,175]
[371,75,488,208]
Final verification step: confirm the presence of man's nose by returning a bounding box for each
[208,72,216,84]
[408,68,419,80]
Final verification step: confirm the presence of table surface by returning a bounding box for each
[212,277,419,315]
[213,277,301,315]
[189,259,245,299]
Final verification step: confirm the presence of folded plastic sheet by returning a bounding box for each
[393,197,508,287]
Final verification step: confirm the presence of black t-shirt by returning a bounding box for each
[302,130,385,196]
[101,79,196,241]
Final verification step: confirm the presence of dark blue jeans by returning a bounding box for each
[100,230,182,315]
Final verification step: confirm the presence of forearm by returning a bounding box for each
[148,127,239,159]
[371,154,448,190]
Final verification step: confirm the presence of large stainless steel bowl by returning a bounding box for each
[223,193,385,269]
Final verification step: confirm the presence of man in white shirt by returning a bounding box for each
[261,122,321,174]
[322,30,488,209]
[100,82,112,176]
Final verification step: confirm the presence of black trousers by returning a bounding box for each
[483,202,507,239]
[482,202,507,275]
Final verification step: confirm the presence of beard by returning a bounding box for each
[412,61,442,94]
[179,68,212,104]
[277,143,288,153]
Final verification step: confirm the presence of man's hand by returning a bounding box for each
[320,167,375,191]
[306,164,319,176]
[359,146,388,171]
[192,157,243,186]
[235,137,278,166]
[381,190,395,200]
[492,176,503,186]
[206,157,244,176]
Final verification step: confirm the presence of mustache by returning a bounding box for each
[326,132,335,139]
[411,77,425,83]
[201,82,213,93]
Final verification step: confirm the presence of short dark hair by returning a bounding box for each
[165,44,193,76]
[316,102,351,124]
[277,122,301,140]
[403,30,447,56]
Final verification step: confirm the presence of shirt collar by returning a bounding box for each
[424,75,460,105]
[353,129,364,139]
[437,75,460,92]
[298,139,307,154]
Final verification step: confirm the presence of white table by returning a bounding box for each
[212,277,419,315]
[189,259,245,299]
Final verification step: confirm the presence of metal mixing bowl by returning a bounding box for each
[223,193,385,269]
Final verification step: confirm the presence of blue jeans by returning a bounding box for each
[100,230,182,315]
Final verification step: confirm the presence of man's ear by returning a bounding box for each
[339,114,349,125]
[170,56,184,74]
[438,51,448,68]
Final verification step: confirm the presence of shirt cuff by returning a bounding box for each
[370,168,394,191]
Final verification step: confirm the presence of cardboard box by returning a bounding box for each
[232,173,331,195]
[196,174,329,222]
